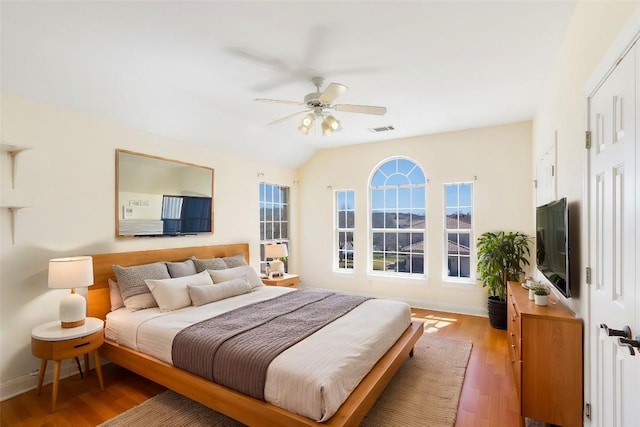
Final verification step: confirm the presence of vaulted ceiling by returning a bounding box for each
[1,1,576,168]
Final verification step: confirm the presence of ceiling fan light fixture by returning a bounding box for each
[298,124,311,135]
[301,113,314,127]
[322,121,333,136]
[324,115,341,131]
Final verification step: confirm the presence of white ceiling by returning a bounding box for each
[1,1,576,168]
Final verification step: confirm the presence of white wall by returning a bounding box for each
[297,121,533,315]
[532,0,640,317]
[532,2,640,421]
[0,94,297,398]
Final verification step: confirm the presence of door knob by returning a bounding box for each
[617,335,640,356]
[600,323,632,338]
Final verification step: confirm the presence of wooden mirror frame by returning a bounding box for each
[115,149,214,238]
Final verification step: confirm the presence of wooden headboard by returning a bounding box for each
[88,243,250,321]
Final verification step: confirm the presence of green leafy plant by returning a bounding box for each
[476,231,532,301]
[532,284,550,296]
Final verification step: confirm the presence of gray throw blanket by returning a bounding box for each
[172,290,370,400]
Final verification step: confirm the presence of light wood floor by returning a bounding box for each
[0,309,520,427]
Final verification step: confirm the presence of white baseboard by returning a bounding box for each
[0,357,102,402]
[404,298,488,318]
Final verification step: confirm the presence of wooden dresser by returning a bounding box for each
[507,281,583,427]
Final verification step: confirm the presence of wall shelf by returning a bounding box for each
[1,206,29,245]
[1,143,32,189]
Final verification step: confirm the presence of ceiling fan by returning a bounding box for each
[255,77,387,136]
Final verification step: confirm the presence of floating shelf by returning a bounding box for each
[1,205,28,245]
[1,143,32,189]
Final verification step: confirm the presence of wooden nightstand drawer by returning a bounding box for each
[262,274,299,288]
[32,329,103,360]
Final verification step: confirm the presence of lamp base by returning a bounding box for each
[61,318,86,328]
[269,260,285,278]
[59,290,87,329]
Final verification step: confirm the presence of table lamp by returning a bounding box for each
[264,244,288,278]
[48,256,94,328]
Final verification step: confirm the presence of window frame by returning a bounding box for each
[335,189,355,272]
[368,157,427,278]
[259,182,290,274]
[443,182,474,284]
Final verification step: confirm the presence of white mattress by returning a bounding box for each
[105,286,411,422]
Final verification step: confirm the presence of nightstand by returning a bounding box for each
[31,317,105,411]
[262,274,300,288]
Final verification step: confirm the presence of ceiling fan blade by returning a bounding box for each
[319,82,348,104]
[227,47,290,73]
[267,110,309,126]
[255,98,305,106]
[334,104,387,115]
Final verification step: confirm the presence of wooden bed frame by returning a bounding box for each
[88,243,424,427]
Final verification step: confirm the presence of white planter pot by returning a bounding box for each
[534,294,548,306]
[528,289,535,300]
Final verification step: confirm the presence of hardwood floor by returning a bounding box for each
[0,309,519,427]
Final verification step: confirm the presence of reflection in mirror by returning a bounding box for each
[116,149,214,237]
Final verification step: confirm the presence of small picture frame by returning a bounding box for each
[123,206,134,219]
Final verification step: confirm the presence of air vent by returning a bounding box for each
[369,125,395,133]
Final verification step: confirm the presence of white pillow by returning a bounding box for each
[208,265,264,289]
[145,270,213,312]
[188,277,252,306]
[108,278,125,311]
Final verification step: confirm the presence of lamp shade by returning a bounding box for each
[48,256,94,289]
[264,244,288,260]
[48,256,93,328]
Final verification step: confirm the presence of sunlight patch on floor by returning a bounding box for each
[411,313,458,334]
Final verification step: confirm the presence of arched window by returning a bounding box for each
[370,158,426,275]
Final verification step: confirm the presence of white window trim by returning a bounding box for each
[442,182,475,284]
[367,156,427,277]
[334,189,356,272]
[259,182,290,271]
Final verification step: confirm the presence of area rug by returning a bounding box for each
[99,335,472,427]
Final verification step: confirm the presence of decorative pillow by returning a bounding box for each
[222,254,247,268]
[191,256,227,272]
[188,277,252,307]
[145,270,213,312]
[208,265,264,289]
[112,262,170,310]
[108,278,125,311]
[166,259,197,278]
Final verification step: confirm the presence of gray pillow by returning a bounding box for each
[112,262,170,309]
[188,277,252,306]
[191,256,227,272]
[166,259,197,278]
[208,265,264,289]
[223,254,247,268]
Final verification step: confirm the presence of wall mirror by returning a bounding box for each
[116,149,214,237]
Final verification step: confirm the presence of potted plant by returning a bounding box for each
[532,285,550,306]
[477,231,532,329]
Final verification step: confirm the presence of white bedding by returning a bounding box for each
[105,286,411,422]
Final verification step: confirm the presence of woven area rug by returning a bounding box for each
[99,335,472,427]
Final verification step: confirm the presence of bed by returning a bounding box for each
[88,244,424,427]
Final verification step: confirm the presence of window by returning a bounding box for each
[336,190,355,270]
[259,183,289,272]
[370,158,426,275]
[444,183,473,279]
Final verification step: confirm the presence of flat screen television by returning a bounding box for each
[535,197,570,298]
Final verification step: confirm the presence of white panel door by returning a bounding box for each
[588,41,639,427]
